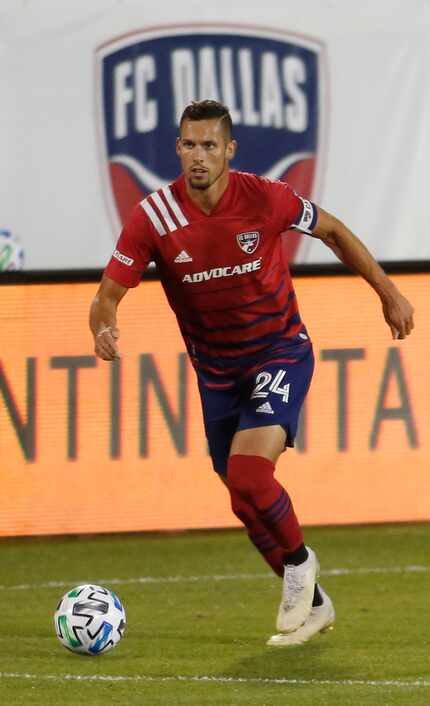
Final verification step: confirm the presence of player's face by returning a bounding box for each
[176,119,236,190]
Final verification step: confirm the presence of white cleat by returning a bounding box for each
[276,545,319,633]
[267,586,335,646]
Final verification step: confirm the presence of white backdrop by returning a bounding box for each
[1,0,429,269]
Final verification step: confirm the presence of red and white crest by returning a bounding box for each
[237,231,260,254]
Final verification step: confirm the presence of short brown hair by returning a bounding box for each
[179,100,233,140]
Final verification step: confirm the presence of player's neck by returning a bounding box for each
[184,169,230,215]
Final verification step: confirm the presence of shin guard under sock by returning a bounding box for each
[227,454,304,554]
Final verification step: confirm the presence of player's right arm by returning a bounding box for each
[90,202,156,360]
[90,275,128,361]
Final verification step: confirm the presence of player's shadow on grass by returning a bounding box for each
[224,637,348,681]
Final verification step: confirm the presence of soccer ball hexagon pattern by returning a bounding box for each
[54,584,126,655]
[0,230,25,271]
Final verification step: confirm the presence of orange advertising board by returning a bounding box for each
[0,273,429,537]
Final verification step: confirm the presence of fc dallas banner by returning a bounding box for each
[96,25,325,262]
[1,2,429,269]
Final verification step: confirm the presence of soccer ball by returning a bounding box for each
[54,584,126,655]
[0,229,25,271]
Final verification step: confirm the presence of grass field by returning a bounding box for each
[0,523,429,706]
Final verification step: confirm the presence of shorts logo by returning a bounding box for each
[237,231,260,254]
[256,401,275,414]
[113,249,134,266]
[95,25,327,262]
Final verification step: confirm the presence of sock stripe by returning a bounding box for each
[251,540,279,553]
[263,499,292,527]
[259,543,279,553]
[261,494,291,525]
[250,535,279,552]
[249,531,276,545]
[261,489,287,517]
[251,532,271,540]
[253,540,277,550]
[268,501,292,526]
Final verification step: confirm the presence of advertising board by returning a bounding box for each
[0,273,428,536]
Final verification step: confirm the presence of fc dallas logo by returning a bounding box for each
[237,231,260,254]
[95,24,327,261]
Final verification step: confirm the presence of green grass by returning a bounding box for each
[0,524,429,705]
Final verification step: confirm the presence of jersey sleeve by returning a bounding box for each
[265,178,318,235]
[104,204,155,288]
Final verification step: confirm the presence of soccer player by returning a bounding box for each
[90,100,414,646]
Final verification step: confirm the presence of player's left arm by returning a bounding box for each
[310,207,415,340]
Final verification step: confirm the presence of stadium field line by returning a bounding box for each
[0,672,429,688]
[0,565,428,592]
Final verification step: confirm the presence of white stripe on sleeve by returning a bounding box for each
[140,199,167,236]
[150,192,177,232]
[162,185,189,227]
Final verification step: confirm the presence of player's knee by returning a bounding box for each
[227,453,275,498]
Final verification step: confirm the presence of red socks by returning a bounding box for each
[227,454,303,560]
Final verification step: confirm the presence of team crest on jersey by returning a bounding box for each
[237,231,260,254]
[95,25,327,261]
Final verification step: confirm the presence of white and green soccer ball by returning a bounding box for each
[0,230,25,271]
[54,584,126,655]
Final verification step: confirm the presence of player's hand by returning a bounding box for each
[94,326,121,360]
[381,292,414,340]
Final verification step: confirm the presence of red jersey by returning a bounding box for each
[105,171,318,381]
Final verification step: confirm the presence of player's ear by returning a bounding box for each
[226,139,237,162]
[175,137,181,156]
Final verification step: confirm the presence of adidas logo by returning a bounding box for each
[256,401,274,414]
[174,250,193,263]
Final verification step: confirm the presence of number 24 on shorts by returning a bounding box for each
[251,370,290,403]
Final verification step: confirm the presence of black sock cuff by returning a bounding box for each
[283,543,309,566]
